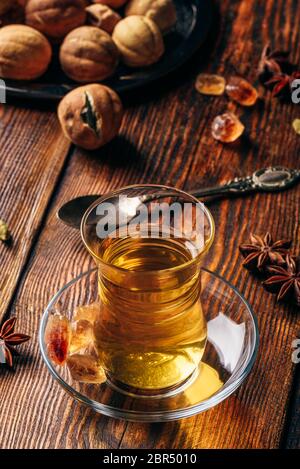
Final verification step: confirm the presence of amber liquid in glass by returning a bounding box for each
[94,236,207,391]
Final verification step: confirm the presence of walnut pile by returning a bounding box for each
[0,0,177,151]
[0,0,177,79]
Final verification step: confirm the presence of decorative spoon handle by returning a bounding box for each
[191,167,300,198]
[57,167,300,229]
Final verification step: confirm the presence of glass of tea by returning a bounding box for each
[81,185,215,397]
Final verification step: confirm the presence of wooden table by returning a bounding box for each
[0,0,299,449]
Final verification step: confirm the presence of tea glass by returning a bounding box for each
[81,185,215,397]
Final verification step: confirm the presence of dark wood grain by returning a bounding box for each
[0,0,300,449]
[283,364,300,448]
[0,105,70,323]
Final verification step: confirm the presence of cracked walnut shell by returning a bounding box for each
[112,15,164,67]
[58,84,123,150]
[125,0,177,33]
[0,25,52,80]
[25,0,87,40]
[59,26,119,83]
[86,4,121,34]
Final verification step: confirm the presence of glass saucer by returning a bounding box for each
[39,269,259,422]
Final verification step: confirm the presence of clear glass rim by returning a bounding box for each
[80,184,215,276]
[39,268,259,422]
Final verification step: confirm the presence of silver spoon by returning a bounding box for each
[57,166,300,229]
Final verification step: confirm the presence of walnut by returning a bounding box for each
[125,0,176,32]
[58,84,123,150]
[92,0,128,8]
[86,4,121,34]
[112,16,164,67]
[0,0,14,15]
[60,26,119,83]
[0,25,52,80]
[25,0,87,40]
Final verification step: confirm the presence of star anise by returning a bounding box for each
[263,255,300,306]
[265,71,300,97]
[0,317,30,367]
[258,44,292,83]
[239,232,292,272]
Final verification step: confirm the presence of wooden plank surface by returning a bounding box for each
[0,0,300,449]
[0,106,70,323]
